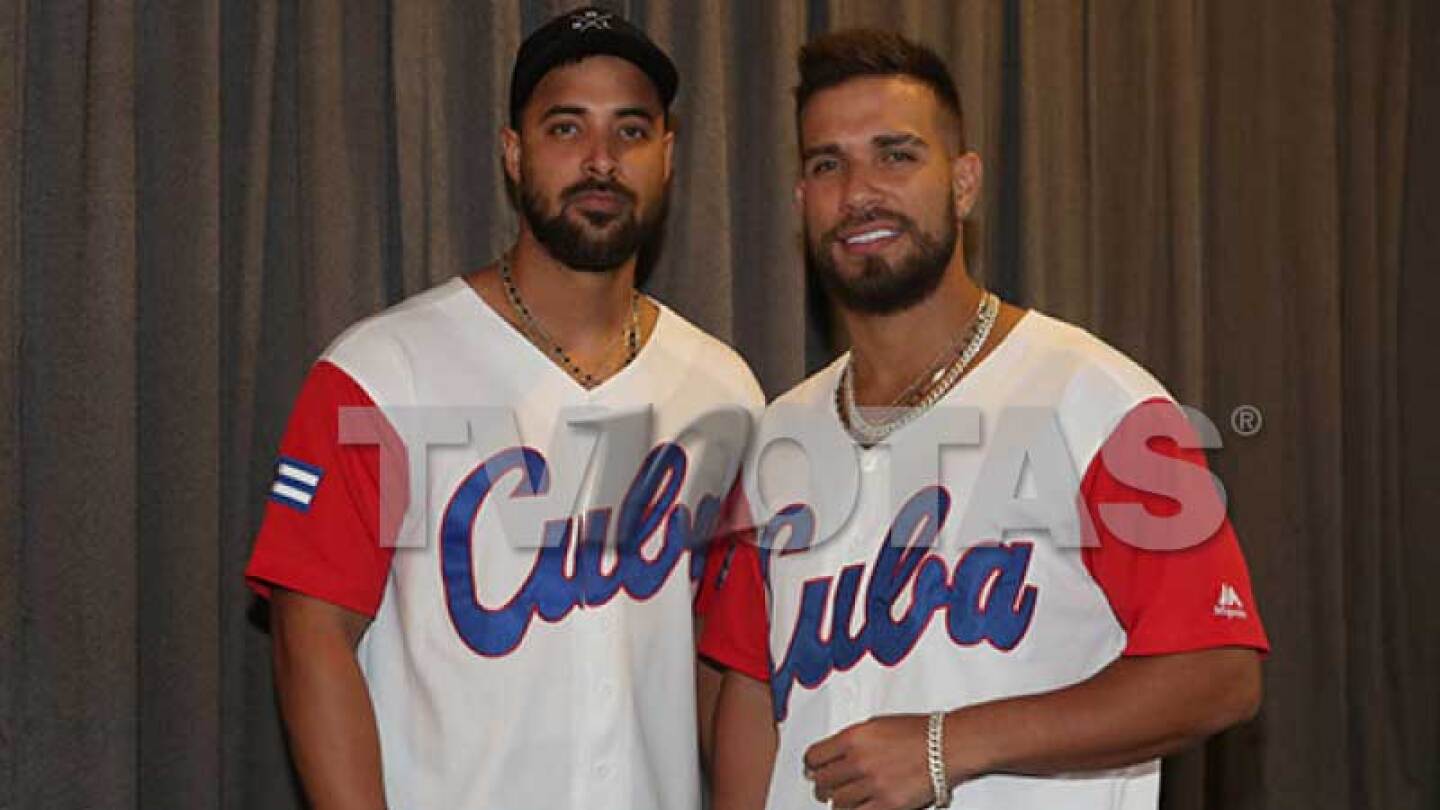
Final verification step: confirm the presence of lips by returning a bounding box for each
[835,221,905,254]
[563,180,636,217]
[842,226,900,244]
[568,189,627,213]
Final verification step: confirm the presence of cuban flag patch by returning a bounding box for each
[270,456,324,512]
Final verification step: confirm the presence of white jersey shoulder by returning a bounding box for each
[315,278,470,408]
[1013,312,1177,471]
[648,301,767,416]
[771,352,847,409]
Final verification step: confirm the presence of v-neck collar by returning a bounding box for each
[452,276,672,400]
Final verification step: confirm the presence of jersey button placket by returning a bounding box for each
[860,450,879,473]
[586,608,622,799]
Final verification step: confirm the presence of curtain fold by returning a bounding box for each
[14,1,141,807]
[0,0,24,804]
[1,1,1434,808]
[1204,4,1350,805]
[135,1,223,806]
[1397,8,1440,808]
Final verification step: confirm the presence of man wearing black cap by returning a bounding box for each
[244,7,762,809]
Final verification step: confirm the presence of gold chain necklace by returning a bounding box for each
[499,253,640,388]
[839,291,1000,445]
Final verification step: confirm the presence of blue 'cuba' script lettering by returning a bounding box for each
[769,486,1039,719]
[441,443,721,657]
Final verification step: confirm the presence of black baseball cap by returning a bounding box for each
[509,6,679,128]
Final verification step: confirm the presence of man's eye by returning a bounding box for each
[882,150,916,164]
[809,158,839,176]
[619,125,651,141]
[550,122,579,137]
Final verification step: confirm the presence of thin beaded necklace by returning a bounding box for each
[498,252,640,388]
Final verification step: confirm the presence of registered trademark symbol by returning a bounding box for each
[1230,405,1263,437]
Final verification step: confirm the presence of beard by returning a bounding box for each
[519,176,664,273]
[807,199,958,315]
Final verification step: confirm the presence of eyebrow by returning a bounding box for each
[801,133,928,162]
[538,104,657,122]
[614,106,657,122]
[801,143,843,162]
[873,132,927,149]
[539,104,587,121]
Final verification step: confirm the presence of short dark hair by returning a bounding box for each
[795,29,965,151]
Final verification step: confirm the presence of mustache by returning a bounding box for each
[563,178,637,204]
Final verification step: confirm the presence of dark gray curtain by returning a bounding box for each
[3,1,1437,808]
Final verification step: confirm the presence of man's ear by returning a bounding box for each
[501,126,522,185]
[951,152,983,220]
[662,129,676,184]
[793,177,805,216]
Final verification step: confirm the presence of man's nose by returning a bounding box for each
[839,164,882,216]
[582,133,618,179]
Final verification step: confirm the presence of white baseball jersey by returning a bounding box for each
[247,276,763,810]
[700,311,1268,810]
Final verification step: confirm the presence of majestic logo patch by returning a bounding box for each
[270,457,323,512]
[1213,582,1247,619]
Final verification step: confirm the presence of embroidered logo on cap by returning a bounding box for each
[571,10,613,31]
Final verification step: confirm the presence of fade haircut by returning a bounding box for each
[795,29,966,152]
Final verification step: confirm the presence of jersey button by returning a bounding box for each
[594,761,614,780]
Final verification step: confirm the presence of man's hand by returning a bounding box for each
[803,715,939,810]
[800,647,1260,809]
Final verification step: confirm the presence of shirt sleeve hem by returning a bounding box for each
[244,566,384,619]
[1122,630,1271,658]
[698,639,770,683]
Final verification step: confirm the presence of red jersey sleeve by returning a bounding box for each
[695,480,757,616]
[696,486,772,682]
[244,361,405,617]
[1080,398,1270,656]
